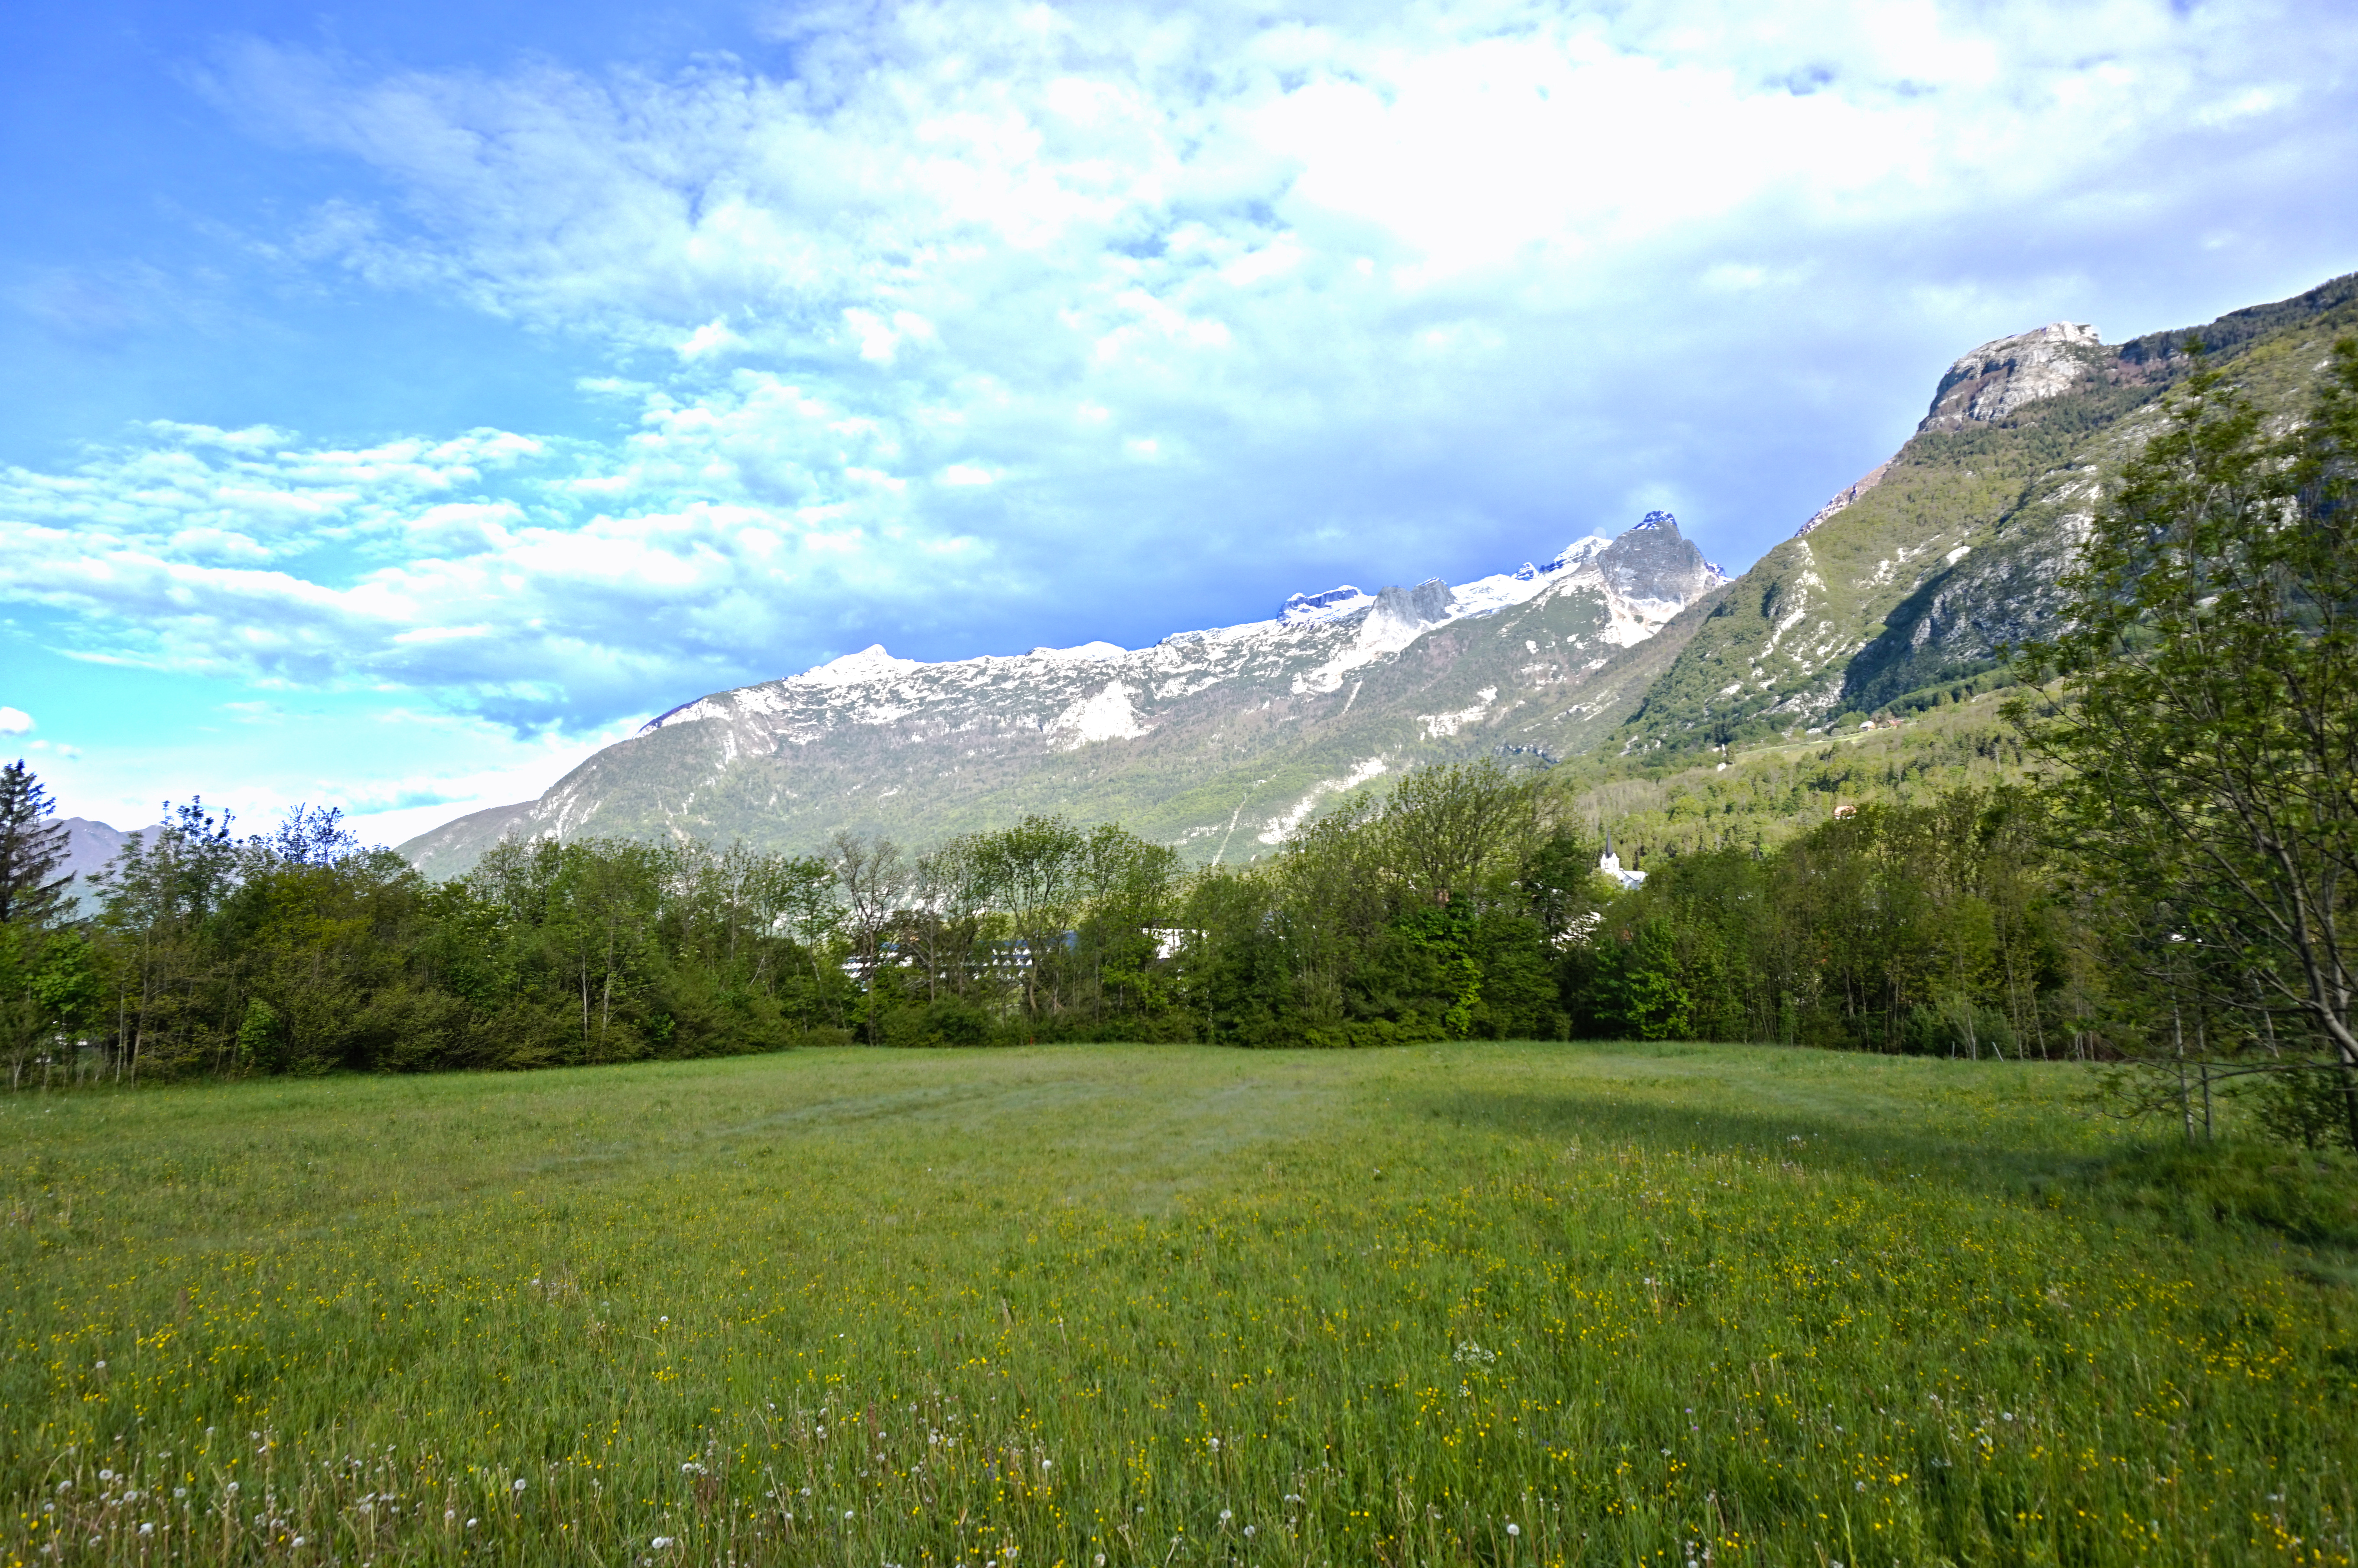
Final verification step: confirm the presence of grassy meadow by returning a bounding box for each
[4,1042,2356,1567]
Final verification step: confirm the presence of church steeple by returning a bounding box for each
[1599,824,1646,890]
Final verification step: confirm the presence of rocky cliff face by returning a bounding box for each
[1613,272,2358,755]
[400,517,1729,873]
[1916,322,2107,431]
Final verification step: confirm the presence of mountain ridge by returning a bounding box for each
[401,519,1729,875]
[398,269,2358,872]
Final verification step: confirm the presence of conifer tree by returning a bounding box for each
[0,760,72,927]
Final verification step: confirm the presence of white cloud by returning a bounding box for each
[0,707,32,735]
[676,319,746,360]
[4,0,2351,751]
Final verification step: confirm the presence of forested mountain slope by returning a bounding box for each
[1615,272,2358,757]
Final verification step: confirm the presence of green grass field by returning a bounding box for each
[6,1043,2356,1567]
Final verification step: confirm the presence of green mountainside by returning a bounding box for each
[1616,273,2358,758]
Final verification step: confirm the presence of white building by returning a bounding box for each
[1599,827,1646,890]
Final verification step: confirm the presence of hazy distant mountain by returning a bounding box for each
[50,817,151,911]
[401,517,1730,875]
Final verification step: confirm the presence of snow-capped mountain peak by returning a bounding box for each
[796,644,926,688]
[436,511,1731,878]
[1279,585,1374,625]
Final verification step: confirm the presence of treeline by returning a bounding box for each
[5,756,2117,1082]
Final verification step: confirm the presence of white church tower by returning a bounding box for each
[1600,826,1646,890]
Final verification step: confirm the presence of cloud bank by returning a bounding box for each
[9,0,2358,744]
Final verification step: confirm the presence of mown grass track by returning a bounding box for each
[5,1042,2355,1566]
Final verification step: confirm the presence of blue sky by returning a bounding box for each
[5,0,2357,845]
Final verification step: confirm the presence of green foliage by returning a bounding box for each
[1565,788,2081,1056]
[2019,336,2358,1138]
[1172,762,1581,1046]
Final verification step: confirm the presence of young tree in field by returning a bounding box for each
[2018,340,2358,1142]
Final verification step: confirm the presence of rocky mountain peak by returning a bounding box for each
[1279,584,1373,624]
[1919,321,2105,432]
[1594,514,1717,611]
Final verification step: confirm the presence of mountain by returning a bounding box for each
[1615,272,2358,756]
[401,269,2358,873]
[49,817,146,911]
[400,517,1730,875]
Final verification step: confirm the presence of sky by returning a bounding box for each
[3,0,2356,846]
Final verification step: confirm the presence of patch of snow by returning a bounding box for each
[794,644,927,688]
[1047,680,1152,749]
[1418,687,1499,740]
[1256,756,1390,845]
[1279,586,1373,624]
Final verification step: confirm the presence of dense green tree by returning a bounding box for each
[2019,339,2358,1143]
[0,760,72,926]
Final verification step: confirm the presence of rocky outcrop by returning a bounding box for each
[1918,322,2106,431]
[1795,461,1893,537]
